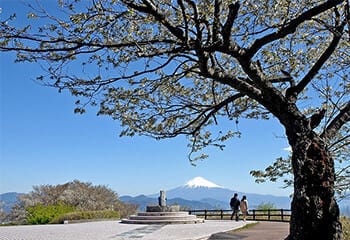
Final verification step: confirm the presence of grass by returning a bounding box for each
[341,216,350,240]
[227,222,260,233]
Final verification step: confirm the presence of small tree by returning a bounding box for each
[0,201,6,223]
[11,180,137,224]
[19,180,121,211]
[1,1,349,238]
[257,202,277,212]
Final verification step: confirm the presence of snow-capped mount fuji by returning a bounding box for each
[121,177,291,210]
[153,176,291,209]
[185,176,223,188]
[162,177,234,204]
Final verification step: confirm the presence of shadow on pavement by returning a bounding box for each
[207,232,246,239]
[206,222,289,240]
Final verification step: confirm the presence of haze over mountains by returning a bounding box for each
[121,176,292,210]
[1,177,349,216]
[0,192,23,213]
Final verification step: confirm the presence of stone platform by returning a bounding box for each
[146,205,180,212]
[121,211,204,224]
[0,220,251,240]
[122,191,204,224]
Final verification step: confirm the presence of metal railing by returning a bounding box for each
[188,209,291,222]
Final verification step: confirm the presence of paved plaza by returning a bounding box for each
[0,220,250,240]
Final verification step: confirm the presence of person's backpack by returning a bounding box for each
[230,198,240,209]
[230,197,235,208]
[235,199,241,209]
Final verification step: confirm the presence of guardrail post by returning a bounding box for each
[188,208,290,222]
[281,209,284,222]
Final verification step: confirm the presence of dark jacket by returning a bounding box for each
[230,197,240,210]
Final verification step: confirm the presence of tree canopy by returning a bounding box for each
[1,0,350,238]
[1,0,348,161]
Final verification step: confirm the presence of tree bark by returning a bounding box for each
[286,121,342,239]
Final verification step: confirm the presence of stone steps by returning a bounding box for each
[121,211,204,224]
[121,218,204,224]
[128,214,198,221]
[137,211,190,216]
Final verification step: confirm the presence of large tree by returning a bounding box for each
[251,119,350,201]
[1,0,349,239]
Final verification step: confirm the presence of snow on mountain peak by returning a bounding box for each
[185,177,223,188]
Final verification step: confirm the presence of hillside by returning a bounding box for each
[0,192,23,213]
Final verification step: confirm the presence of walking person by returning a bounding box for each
[230,193,240,221]
[240,195,248,221]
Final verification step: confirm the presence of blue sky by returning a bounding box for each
[0,0,292,197]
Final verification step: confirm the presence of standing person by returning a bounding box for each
[230,193,240,221]
[240,195,248,221]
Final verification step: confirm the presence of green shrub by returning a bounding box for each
[341,216,350,240]
[256,202,277,210]
[51,210,120,224]
[254,202,278,216]
[26,204,75,224]
[113,201,138,218]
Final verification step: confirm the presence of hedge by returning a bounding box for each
[51,210,120,224]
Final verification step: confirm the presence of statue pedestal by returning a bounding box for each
[146,205,180,212]
[121,190,204,224]
[121,210,204,224]
[122,204,204,224]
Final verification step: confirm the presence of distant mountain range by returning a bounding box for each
[0,192,23,213]
[1,177,349,216]
[121,176,292,210]
[119,194,214,211]
[120,177,350,217]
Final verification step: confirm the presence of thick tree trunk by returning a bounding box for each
[287,132,342,239]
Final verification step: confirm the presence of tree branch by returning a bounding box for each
[244,0,344,59]
[286,20,346,100]
[212,0,222,43]
[221,2,240,46]
[122,0,185,41]
[175,93,245,136]
[322,101,350,140]
[184,0,201,43]
[177,0,189,45]
[0,33,177,55]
